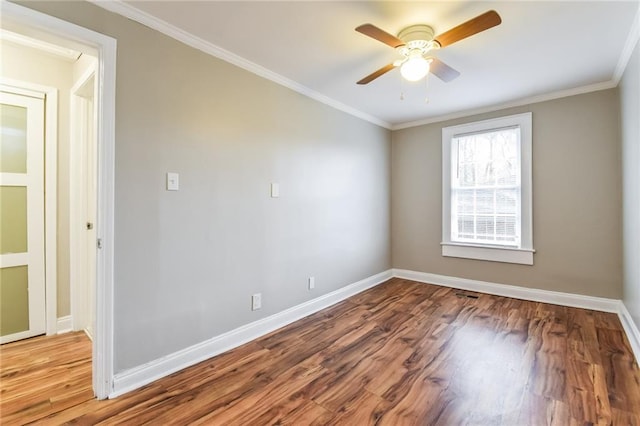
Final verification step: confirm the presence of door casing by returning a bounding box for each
[70,64,97,338]
[1,2,117,399]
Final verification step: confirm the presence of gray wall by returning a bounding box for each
[16,1,634,376]
[21,1,391,372]
[621,41,640,328]
[392,89,622,299]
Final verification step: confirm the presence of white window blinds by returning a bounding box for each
[451,127,521,247]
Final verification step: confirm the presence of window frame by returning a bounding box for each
[441,112,534,265]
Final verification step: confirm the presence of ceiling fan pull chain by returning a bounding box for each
[355,11,501,85]
[425,74,430,103]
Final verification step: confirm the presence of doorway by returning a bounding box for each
[1,2,116,399]
[71,61,98,339]
[1,37,97,357]
[0,90,46,344]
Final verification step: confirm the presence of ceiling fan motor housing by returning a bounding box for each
[396,24,439,59]
[356,11,501,84]
[398,24,435,44]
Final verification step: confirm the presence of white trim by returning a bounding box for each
[110,269,393,398]
[393,81,616,130]
[0,29,80,61]
[1,1,118,400]
[87,0,639,132]
[391,269,639,364]
[441,112,533,264]
[0,89,47,339]
[107,266,639,398]
[94,27,117,401]
[56,315,73,334]
[441,244,534,265]
[613,5,640,84]
[0,330,39,345]
[70,62,97,334]
[88,0,390,130]
[0,173,27,186]
[0,253,28,268]
[392,269,620,313]
[44,88,58,336]
[618,302,640,364]
[3,80,62,337]
[1,81,45,99]
[84,326,94,341]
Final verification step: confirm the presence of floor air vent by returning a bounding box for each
[455,292,479,299]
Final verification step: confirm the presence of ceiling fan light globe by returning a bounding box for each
[400,56,430,82]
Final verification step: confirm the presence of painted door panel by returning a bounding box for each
[0,91,45,344]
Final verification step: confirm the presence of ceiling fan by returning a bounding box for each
[356,10,501,85]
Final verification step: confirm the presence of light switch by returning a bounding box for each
[271,183,279,198]
[167,172,179,191]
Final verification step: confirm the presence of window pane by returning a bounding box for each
[456,189,474,214]
[457,215,474,235]
[451,126,521,246]
[0,266,29,336]
[496,189,517,214]
[0,104,28,174]
[0,186,27,254]
[476,215,495,238]
[476,189,494,214]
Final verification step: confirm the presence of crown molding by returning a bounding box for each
[613,3,640,84]
[391,80,618,130]
[90,0,637,132]
[0,28,80,61]
[88,0,391,130]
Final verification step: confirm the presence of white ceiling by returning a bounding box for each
[109,1,638,129]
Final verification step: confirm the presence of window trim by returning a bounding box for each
[442,112,534,265]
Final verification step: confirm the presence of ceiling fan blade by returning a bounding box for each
[434,10,501,48]
[429,58,460,82]
[357,63,397,85]
[356,24,405,48]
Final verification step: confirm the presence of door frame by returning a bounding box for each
[70,64,97,336]
[1,2,117,399]
[0,79,58,338]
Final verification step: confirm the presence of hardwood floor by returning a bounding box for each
[0,330,93,424]
[2,278,640,425]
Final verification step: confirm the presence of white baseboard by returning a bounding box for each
[618,302,640,364]
[392,269,621,313]
[109,268,639,398]
[56,315,73,334]
[393,269,639,365]
[110,269,393,398]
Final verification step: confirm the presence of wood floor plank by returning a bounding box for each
[2,278,640,425]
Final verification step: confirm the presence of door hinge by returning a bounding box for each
[97,238,103,249]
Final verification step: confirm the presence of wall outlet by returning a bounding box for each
[251,293,262,311]
[308,276,315,290]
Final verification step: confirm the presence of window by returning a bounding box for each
[442,113,533,265]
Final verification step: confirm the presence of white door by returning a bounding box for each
[71,70,97,338]
[82,78,97,339]
[0,90,46,344]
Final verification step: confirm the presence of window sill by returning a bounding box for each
[441,242,534,265]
